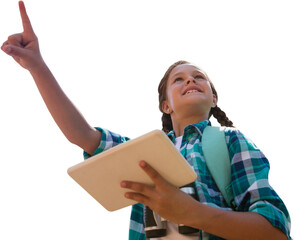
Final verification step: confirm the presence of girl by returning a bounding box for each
[2,1,291,239]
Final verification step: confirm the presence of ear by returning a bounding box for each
[212,94,217,108]
[162,100,172,114]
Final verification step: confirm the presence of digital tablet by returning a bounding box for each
[67,130,197,211]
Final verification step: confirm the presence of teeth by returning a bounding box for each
[185,89,199,95]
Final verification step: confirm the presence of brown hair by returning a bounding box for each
[158,60,234,133]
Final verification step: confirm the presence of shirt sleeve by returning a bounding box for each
[226,128,291,238]
[83,127,130,159]
[129,203,146,240]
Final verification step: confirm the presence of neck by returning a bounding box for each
[171,113,209,137]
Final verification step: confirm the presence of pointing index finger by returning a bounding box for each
[19,1,35,36]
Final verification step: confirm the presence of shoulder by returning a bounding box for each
[221,127,269,168]
[222,127,259,151]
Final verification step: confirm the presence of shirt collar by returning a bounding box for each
[167,120,211,142]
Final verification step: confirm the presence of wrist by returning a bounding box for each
[183,200,221,231]
[181,199,205,229]
[29,58,48,75]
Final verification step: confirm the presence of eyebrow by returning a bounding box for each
[172,70,205,78]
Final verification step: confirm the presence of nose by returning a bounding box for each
[185,77,197,86]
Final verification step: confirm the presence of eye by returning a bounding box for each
[194,75,204,80]
[194,75,208,81]
[174,77,183,82]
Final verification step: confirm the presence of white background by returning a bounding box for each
[0,0,293,239]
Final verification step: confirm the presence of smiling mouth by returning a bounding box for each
[184,89,201,95]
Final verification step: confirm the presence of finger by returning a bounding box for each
[2,41,21,63]
[124,192,150,206]
[19,1,35,36]
[7,34,23,48]
[1,41,9,51]
[2,44,26,58]
[121,181,155,198]
[139,161,167,187]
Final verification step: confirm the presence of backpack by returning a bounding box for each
[202,126,235,209]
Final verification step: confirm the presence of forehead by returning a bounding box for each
[169,64,205,79]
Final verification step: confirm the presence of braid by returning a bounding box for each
[163,106,235,133]
[162,113,173,134]
[210,105,235,128]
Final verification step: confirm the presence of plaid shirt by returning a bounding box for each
[84,120,291,239]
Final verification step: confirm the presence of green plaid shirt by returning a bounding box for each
[84,120,291,239]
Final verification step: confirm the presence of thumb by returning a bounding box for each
[2,44,27,58]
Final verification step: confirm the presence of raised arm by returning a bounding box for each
[1,1,101,155]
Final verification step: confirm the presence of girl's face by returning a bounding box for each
[162,64,217,119]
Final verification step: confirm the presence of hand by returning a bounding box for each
[1,1,44,71]
[121,161,198,225]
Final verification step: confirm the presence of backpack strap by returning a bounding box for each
[202,126,235,208]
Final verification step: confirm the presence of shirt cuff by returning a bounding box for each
[83,127,110,160]
[249,200,291,238]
